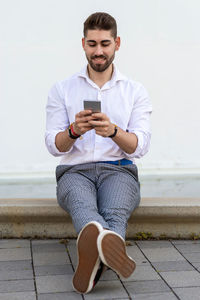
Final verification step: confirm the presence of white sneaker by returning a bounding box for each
[97,230,136,278]
[72,221,103,294]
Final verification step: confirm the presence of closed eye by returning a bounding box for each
[101,43,110,47]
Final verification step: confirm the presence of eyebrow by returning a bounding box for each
[86,39,111,43]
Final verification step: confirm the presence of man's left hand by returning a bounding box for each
[88,113,116,137]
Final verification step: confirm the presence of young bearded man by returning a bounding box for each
[45,12,152,294]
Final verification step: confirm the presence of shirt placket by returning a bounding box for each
[93,89,103,161]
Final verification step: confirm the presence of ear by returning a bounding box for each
[115,36,121,51]
[82,37,85,50]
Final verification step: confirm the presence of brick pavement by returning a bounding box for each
[0,239,200,300]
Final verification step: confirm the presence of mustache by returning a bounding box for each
[91,55,107,59]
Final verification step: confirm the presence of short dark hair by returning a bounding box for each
[83,12,117,38]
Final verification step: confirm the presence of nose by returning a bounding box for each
[94,45,103,56]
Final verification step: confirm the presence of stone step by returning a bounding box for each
[0,198,200,239]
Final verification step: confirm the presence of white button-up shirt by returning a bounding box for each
[45,65,152,165]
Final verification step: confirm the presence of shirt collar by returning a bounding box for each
[77,64,127,89]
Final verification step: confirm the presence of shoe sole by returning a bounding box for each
[97,230,136,278]
[72,221,103,294]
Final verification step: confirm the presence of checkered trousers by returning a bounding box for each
[56,162,140,239]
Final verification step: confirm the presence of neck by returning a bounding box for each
[87,64,113,88]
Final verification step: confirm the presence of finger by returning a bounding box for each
[76,123,93,130]
[80,110,92,116]
[89,120,108,127]
[76,114,94,124]
[91,112,108,120]
[75,110,92,121]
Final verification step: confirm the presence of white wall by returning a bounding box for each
[1,0,200,178]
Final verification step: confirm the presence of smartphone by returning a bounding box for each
[83,100,101,113]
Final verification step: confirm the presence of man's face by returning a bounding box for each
[82,29,120,72]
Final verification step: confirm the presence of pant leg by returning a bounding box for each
[56,164,109,234]
[96,163,140,239]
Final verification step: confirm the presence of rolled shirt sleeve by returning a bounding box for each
[125,83,152,159]
[45,82,71,157]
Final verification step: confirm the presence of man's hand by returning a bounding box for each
[73,110,94,135]
[55,110,93,153]
[88,112,116,137]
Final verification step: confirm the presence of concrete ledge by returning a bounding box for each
[0,198,200,238]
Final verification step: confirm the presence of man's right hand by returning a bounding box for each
[73,110,94,135]
[55,110,93,153]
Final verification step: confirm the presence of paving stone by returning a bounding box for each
[126,245,147,257]
[152,260,194,272]
[173,287,200,300]
[35,264,73,276]
[33,251,70,266]
[0,260,32,271]
[0,239,30,248]
[38,292,82,300]
[122,265,160,282]
[174,244,200,253]
[67,239,76,245]
[99,299,129,300]
[133,292,178,299]
[183,252,200,263]
[36,274,73,293]
[0,248,31,261]
[191,262,200,271]
[67,244,77,268]
[32,240,60,245]
[141,247,185,262]
[0,292,36,300]
[171,240,200,245]
[0,279,35,293]
[126,246,150,266]
[160,270,200,287]
[84,281,128,299]
[0,269,33,280]
[32,243,66,253]
[124,280,170,295]
[100,269,118,281]
[136,240,173,249]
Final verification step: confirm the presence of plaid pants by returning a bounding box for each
[56,162,140,238]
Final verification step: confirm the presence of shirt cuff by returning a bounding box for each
[45,131,73,157]
[123,131,144,159]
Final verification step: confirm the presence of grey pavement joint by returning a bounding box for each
[0,238,200,299]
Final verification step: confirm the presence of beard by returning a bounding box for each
[86,53,115,72]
